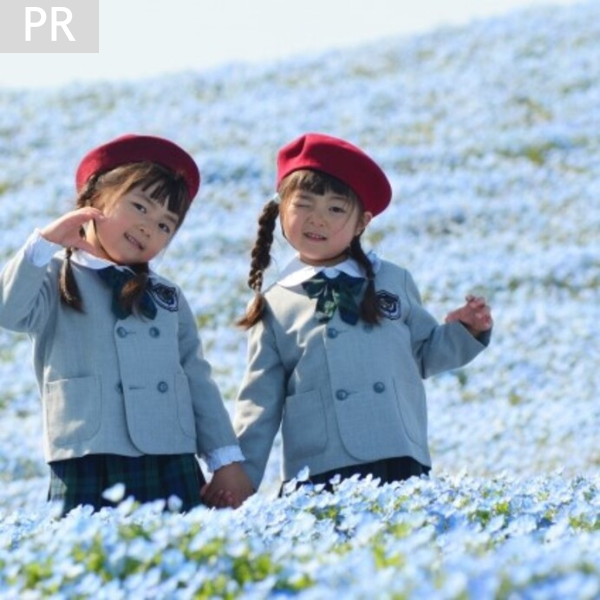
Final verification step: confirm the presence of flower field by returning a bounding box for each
[0,1,598,597]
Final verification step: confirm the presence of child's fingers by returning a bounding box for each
[466,295,487,307]
[200,483,220,506]
[208,489,236,509]
[467,296,492,317]
[41,208,105,247]
[71,238,98,255]
[475,306,493,329]
[212,489,225,502]
[204,488,240,509]
[75,206,105,220]
[444,307,463,323]
[218,492,236,509]
[478,303,492,320]
[61,207,104,229]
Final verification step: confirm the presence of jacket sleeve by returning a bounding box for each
[177,290,239,457]
[403,270,490,379]
[234,313,287,490]
[0,247,56,334]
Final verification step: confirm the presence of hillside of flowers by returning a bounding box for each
[0,1,598,597]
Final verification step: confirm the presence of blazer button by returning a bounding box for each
[115,382,123,394]
[116,326,128,338]
[149,327,160,338]
[327,328,338,339]
[335,389,349,401]
[157,381,169,393]
[373,382,386,393]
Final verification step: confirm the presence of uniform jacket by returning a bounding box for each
[234,258,490,490]
[0,246,238,463]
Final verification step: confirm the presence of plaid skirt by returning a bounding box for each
[281,456,430,495]
[48,453,206,516]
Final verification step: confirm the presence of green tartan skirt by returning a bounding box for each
[48,453,206,516]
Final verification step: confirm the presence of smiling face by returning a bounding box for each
[280,181,372,267]
[87,183,180,265]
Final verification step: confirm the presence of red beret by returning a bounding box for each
[276,133,392,216]
[75,134,200,200]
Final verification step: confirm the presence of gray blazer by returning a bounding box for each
[234,260,490,490]
[0,248,238,462]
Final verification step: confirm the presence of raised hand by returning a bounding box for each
[40,207,104,255]
[445,295,493,337]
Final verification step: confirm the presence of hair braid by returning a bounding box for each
[59,181,98,311]
[120,263,150,317]
[237,199,280,329]
[59,248,83,311]
[349,237,381,325]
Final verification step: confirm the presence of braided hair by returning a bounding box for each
[59,162,191,315]
[347,236,381,324]
[237,170,382,329]
[236,199,280,328]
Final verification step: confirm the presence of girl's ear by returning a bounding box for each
[356,211,373,236]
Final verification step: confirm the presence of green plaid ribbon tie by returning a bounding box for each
[302,271,364,325]
[97,266,157,320]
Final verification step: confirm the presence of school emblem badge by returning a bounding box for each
[149,282,179,312]
[376,290,401,320]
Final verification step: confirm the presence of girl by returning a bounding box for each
[234,132,493,494]
[0,134,253,514]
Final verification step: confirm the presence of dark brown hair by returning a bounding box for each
[60,162,191,315]
[237,169,381,329]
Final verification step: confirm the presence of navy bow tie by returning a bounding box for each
[302,271,364,325]
[97,266,157,320]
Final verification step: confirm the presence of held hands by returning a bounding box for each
[40,207,104,255]
[445,295,493,337]
[201,462,254,509]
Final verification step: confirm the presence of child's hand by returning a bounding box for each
[40,207,104,254]
[201,463,254,509]
[445,295,493,337]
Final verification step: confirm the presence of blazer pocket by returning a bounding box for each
[174,374,197,438]
[282,389,327,459]
[44,376,102,447]
[335,382,405,461]
[393,379,427,446]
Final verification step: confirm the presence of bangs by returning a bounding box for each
[280,170,357,202]
[140,171,190,219]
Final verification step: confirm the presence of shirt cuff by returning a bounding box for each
[475,327,492,347]
[203,445,245,472]
[24,229,62,267]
